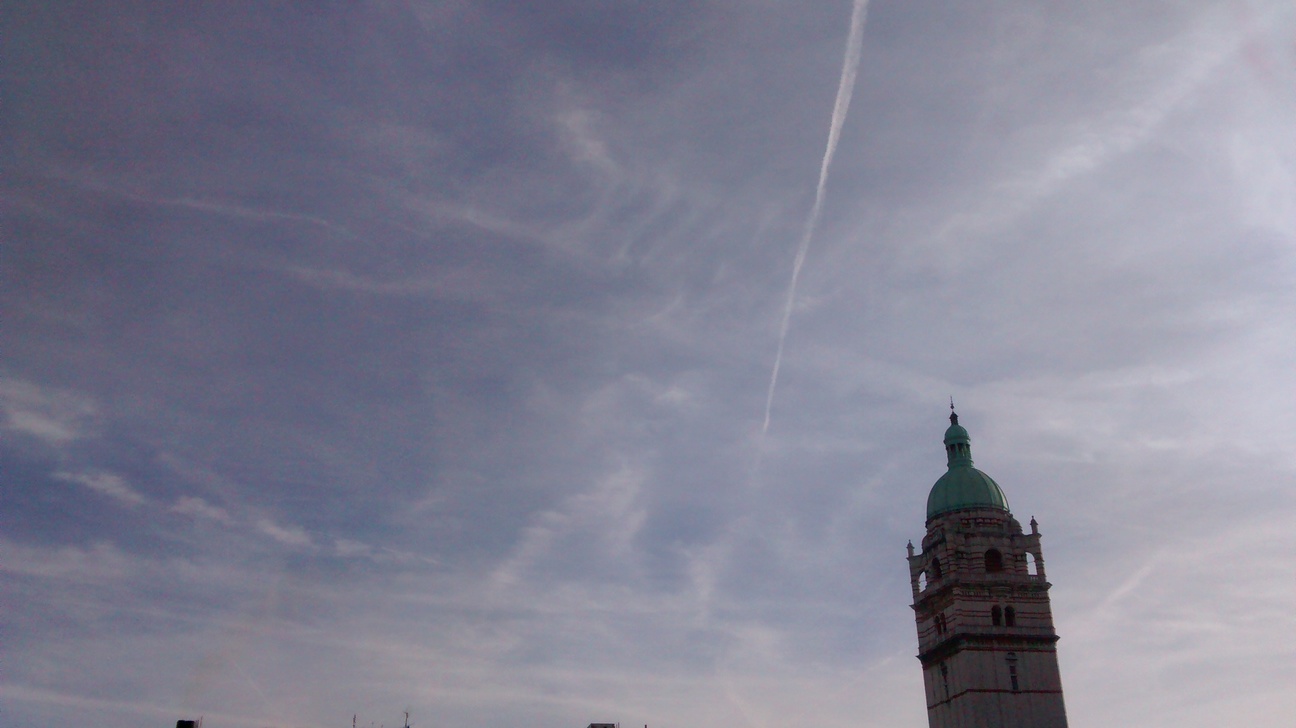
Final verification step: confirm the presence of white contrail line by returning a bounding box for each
[762,0,870,434]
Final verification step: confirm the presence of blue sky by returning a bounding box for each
[4,2,1296,726]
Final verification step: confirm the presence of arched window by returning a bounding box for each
[1006,653,1019,692]
[991,605,1002,626]
[918,571,928,592]
[1025,552,1039,576]
[985,549,1003,573]
[930,558,943,579]
[1004,606,1016,627]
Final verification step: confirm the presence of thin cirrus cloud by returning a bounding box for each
[3,2,1296,728]
[54,470,148,506]
[171,496,233,523]
[255,518,314,549]
[0,378,97,446]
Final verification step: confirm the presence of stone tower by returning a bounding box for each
[906,410,1068,728]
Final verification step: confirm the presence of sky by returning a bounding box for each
[4,1,1296,726]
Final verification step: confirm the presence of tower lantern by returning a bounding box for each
[907,410,1069,727]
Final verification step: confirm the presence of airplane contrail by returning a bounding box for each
[762,0,870,434]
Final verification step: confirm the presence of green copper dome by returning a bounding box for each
[926,411,1010,520]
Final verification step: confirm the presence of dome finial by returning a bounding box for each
[943,405,971,465]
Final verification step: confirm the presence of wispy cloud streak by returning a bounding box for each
[55,470,147,506]
[762,0,870,434]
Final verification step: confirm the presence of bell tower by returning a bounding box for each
[906,410,1069,728]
